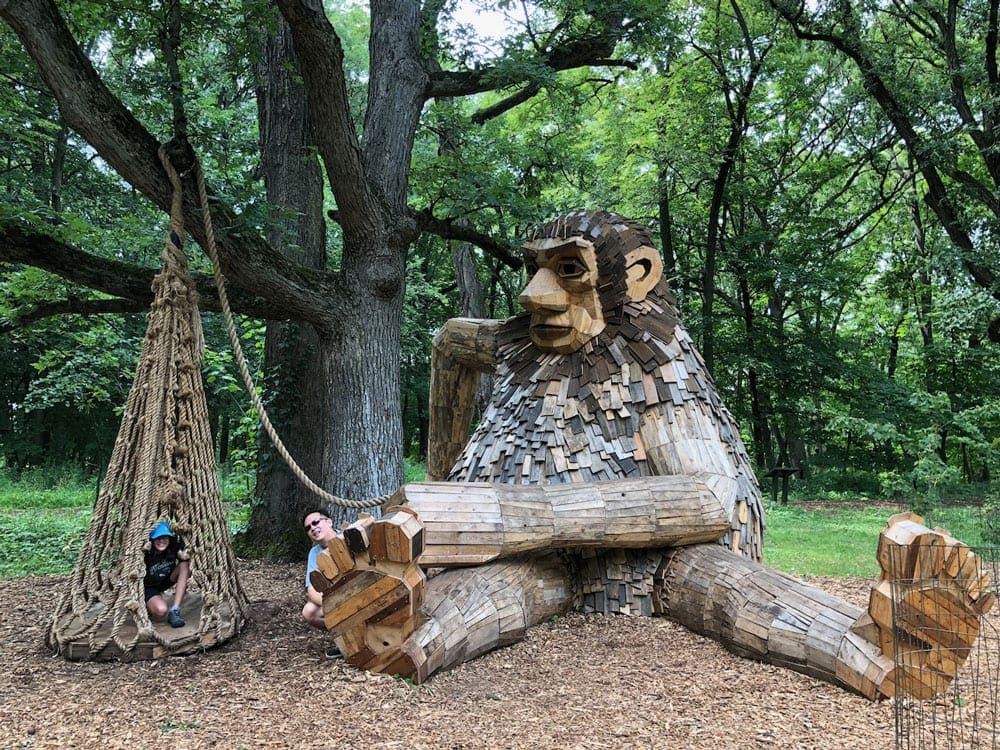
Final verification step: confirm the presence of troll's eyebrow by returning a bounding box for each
[521,236,593,255]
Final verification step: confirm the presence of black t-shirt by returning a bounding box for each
[144,539,185,591]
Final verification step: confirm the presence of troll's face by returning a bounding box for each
[519,219,662,354]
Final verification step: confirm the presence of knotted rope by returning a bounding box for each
[45,146,251,658]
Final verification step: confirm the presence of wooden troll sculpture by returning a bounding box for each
[310,210,994,700]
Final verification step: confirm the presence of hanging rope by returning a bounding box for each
[151,0,383,511]
[174,155,386,510]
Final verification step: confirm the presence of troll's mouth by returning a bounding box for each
[530,324,573,340]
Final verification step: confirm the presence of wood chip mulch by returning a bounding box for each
[0,562,897,749]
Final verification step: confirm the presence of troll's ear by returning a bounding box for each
[624,245,663,302]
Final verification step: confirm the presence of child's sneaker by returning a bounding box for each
[167,607,185,628]
[325,646,343,659]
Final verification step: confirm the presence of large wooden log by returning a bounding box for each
[390,473,730,566]
[658,515,995,700]
[655,544,895,700]
[316,516,571,681]
[395,554,571,683]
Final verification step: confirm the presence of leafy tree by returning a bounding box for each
[0,0,671,556]
[769,0,1000,327]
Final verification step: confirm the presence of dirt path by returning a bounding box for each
[0,561,896,749]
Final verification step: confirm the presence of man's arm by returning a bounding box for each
[305,546,323,605]
[426,318,501,480]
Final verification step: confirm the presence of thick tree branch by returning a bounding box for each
[364,0,427,215]
[0,223,304,321]
[0,0,342,325]
[936,3,1000,186]
[471,83,542,125]
[412,210,521,270]
[0,298,150,333]
[426,32,627,99]
[274,0,379,238]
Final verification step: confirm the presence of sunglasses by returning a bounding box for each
[304,517,328,530]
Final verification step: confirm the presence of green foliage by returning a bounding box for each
[0,0,270,474]
[403,456,427,483]
[225,501,251,535]
[204,314,266,482]
[219,464,255,506]
[0,508,91,577]
[787,470,883,502]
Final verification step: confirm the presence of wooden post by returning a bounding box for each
[764,466,796,505]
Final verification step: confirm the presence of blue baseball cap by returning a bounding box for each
[150,521,175,540]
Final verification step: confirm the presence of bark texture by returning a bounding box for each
[244,15,332,552]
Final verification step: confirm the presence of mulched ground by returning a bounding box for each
[0,562,901,749]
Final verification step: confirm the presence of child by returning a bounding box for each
[144,520,190,628]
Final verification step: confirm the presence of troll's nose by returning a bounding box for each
[519,267,569,313]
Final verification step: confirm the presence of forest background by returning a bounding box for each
[1,0,998,565]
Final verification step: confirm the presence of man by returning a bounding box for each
[302,508,343,658]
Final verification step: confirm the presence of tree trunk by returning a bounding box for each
[657,165,676,277]
[50,121,67,212]
[737,273,772,471]
[320,262,405,519]
[452,242,493,421]
[242,12,331,556]
[699,29,762,374]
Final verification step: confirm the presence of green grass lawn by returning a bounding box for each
[0,470,251,578]
[0,508,92,577]
[763,502,995,578]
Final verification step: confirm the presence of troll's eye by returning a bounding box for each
[524,261,539,276]
[556,257,587,278]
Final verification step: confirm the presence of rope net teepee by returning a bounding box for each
[46,148,250,660]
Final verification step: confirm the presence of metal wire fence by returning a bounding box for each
[892,546,999,750]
